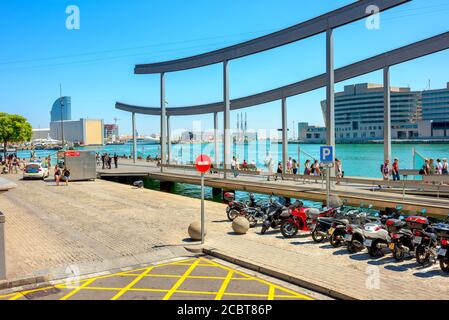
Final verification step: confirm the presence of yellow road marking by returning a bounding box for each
[267,285,275,300]
[119,273,253,281]
[60,278,96,300]
[9,293,24,300]
[111,266,154,300]
[215,270,234,300]
[204,258,314,300]
[163,259,200,300]
[0,293,15,299]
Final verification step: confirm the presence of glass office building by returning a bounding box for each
[50,96,72,122]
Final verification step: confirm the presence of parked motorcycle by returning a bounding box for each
[260,197,293,235]
[433,219,449,272]
[344,205,382,253]
[279,203,321,238]
[225,192,257,221]
[409,215,439,265]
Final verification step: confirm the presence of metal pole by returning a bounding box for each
[60,84,65,149]
[132,112,137,163]
[326,28,335,155]
[326,166,331,207]
[214,112,219,168]
[201,173,205,245]
[167,115,171,164]
[281,98,288,174]
[0,212,5,280]
[384,66,392,163]
[223,61,231,178]
[161,73,167,172]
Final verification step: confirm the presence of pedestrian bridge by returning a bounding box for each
[97,160,449,218]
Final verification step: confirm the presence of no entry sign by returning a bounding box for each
[195,154,211,173]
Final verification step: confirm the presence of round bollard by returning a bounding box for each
[188,222,205,241]
[232,217,250,235]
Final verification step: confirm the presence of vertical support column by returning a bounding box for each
[384,66,392,163]
[281,98,288,174]
[223,61,231,178]
[167,115,171,165]
[132,112,137,163]
[0,212,6,280]
[160,72,167,172]
[214,112,219,167]
[326,28,335,158]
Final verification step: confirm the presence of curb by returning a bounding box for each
[203,247,357,301]
[0,275,48,291]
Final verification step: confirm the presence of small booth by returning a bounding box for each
[57,150,97,181]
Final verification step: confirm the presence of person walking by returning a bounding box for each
[436,159,443,175]
[287,157,293,174]
[62,166,71,186]
[420,159,430,176]
[265,153,274,181]
[101,153,105,169]
[304,160,311,175]
[429,159,436,175]
[292,159,298,175]
[231,156,239,178]
[275,162,283,181]
[335,158,343,184]
[381,159,391,181]
[54,164,62,186]
[113,153,118,169]
[392,158,400,181]
[443,158,448,175]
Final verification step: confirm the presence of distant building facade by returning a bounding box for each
[50,97,72,122]
[50,119,104,146]
[104,124,119,142]
[31,128,51,140]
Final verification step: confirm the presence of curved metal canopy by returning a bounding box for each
[134,0,410,74]
[117,31,449,116]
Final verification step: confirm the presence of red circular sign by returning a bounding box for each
[195,154,212,173]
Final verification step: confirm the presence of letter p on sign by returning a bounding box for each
[320,146,334,163]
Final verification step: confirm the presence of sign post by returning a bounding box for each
[0,212,5,280]
[195,155,212,245]
[320,146,334,208]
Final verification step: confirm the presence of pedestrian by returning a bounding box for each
[437,159,443,175]
[265,153,274,181]
[443,158,449,175]
[12,157,19,174]
[304,160,311,175]
[429,159,436,175]
[113,153,118,169]
[101,153,105,169]
[419,159,430,176]
[54,164,61,186]
[287,157,293,174]
[275,162,283,181]
[292,159,298,175]
[311,160,320,176]
[231,156,239,178]
[392,158,400,181]
[335,158,343,184]
[63,166,71,186]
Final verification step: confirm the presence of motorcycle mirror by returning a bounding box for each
[368,204,373,209]
[421,209,427,214]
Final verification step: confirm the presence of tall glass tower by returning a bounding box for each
[50,96,72,122]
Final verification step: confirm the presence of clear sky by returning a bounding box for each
[1,0,449,136]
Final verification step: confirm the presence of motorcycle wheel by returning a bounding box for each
[415,245,430,265]
[330,231,342,248]
[261,225,269,235]
[227,209,240,221]
[280,221,298,239]
[393,245,405,262]
[347,240,358,253]
[440,257,449,273]
[247,216,257,228]
[368,240,383,258]
[311,228,325,243]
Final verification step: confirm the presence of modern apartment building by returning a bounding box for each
[50,96,72,122]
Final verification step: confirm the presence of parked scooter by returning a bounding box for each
[409,214,439,265]
[279,204,327,238]
[225,192,257,221]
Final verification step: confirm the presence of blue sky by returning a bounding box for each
[1,0,449,136]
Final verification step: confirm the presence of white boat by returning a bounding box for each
[125,136,160,145]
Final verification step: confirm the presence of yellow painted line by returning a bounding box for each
[9,293,25,300]
[267,285,275,300]
[0,293,16,299]
[111,266,155,300]
[203,258,314,300]
[215,270,234,300]
[163,259,201,300]
[173,263,216,266]
[60,278,97,300]
[119,273,253,281]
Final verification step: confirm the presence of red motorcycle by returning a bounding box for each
[280,206,335,238]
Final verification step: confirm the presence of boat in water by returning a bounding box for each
[125,136,160,145]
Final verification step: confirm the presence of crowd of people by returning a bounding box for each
[0,153,24,174]
[97,153,119,169]
[380,157,449,181]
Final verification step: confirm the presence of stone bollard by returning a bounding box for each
[232,217,250,235]
[188,222,205,241]
[0,212,5,280]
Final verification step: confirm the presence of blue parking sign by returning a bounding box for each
[320,146,334,163]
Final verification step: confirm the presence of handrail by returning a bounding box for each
[134,0,409,74]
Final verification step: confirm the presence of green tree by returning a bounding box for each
[0,113,32,159]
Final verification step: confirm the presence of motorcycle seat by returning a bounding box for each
[317,217,334,222]
[334,219,349,225]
